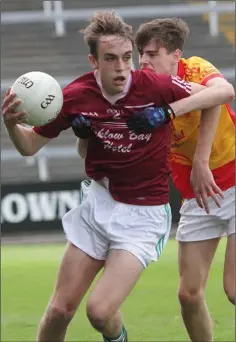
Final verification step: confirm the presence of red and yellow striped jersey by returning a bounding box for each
[171,56,235,198]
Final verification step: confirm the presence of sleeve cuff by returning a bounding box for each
[201,73,224,86]
[32,126,57,138]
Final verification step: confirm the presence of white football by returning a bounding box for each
[10,71,63,127]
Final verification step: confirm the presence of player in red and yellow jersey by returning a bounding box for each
[171,56,234,201]
[135,17,235,342]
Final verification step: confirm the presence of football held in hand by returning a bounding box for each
[10,71,63,127]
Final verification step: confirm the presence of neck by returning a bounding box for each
[171,63,179,76]
[94,70,132,104]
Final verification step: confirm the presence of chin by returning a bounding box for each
[155,68,168,74]
[114,85,125,93]
[109,87,121,95]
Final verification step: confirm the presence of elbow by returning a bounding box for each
[220,83,235,103]
[78,148,87,159]
[18,149,35,157]
[228,84,235,102]
[77,138,88,159]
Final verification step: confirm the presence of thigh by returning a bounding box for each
[51,242,104,310]
[178,239,220,291]
[110,203,172,268]
[223,233,235,290]
[87,249,144,315]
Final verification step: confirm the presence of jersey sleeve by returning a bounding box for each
[155,73,191,104]
[142,70,191,105]
[33,86,73,138]
[186,56,224,85]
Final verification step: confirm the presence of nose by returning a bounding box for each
[139,54,150,69]
[141,62,150,70]
[115,58,125,71]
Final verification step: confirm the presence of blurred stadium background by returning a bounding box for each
[1,2,235,340]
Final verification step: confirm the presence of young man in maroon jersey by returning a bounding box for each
[2,11,234,342]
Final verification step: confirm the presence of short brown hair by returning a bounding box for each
[135,18,189,53]
[81,11,134,57]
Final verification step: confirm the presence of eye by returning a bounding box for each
[105,56,114,61]
[149,53,158,58]
[124,55,132,61]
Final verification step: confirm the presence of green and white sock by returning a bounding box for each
[103,325,127,342]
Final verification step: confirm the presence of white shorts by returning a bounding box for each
[176,186,235,242]
[63,180,172,268]
[79,179,91,203]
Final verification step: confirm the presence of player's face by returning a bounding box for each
[138,38,181,76]
[89,35,133,95]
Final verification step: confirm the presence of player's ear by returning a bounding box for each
[173,49,182,62]
[88,54,98,70]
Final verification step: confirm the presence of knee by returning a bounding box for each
[226,293,235,305]
[224,285,235,305]
[86,298,110,331]
[44,300,76,325]
[178,285,204,307]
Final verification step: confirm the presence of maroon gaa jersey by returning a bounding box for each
[33,69,191,205]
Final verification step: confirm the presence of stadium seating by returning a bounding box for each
[218,13,235,45]
[1,0,235,184]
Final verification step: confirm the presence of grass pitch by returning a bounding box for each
[2,239,234,341]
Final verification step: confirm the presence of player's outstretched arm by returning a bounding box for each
[190,77,232,212]
[2,89,50,156]
[169,80,234,117]
[191,105,223,213]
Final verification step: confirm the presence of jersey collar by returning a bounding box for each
[177,60,185,79]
